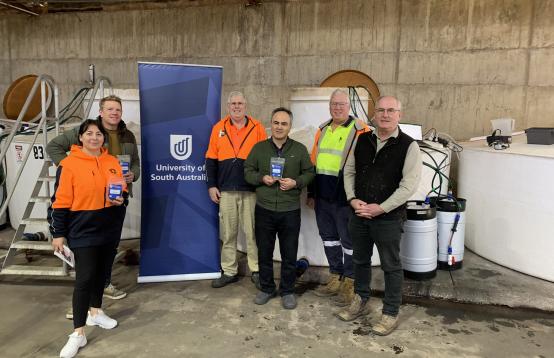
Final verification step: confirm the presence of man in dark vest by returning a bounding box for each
[338,96,422,336]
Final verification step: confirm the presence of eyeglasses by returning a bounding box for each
[375,108,400,115]
[330,102,349,108]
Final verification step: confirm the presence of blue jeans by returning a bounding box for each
[255,206,300,296]
[349,215,403,316]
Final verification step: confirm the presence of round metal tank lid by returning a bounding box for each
[3,74,49,122]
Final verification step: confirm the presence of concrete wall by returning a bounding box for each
[1,0,553,139]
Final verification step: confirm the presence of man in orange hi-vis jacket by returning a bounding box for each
[205,91,267,289]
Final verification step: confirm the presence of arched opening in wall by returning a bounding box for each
[320,69,380,120]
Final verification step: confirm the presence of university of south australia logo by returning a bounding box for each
[170,134,192,160]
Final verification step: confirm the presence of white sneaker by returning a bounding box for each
[86,310,118,329]
[60,332,86,358]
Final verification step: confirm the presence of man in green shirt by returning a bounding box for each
[244,107,314,310]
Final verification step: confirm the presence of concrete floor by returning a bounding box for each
[1,231,554,357]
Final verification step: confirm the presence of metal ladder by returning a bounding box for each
[0,75,64,276]
[0,75,114,277]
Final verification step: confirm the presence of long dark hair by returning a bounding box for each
[78,119,107,145]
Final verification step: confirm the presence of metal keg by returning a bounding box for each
[400,200,437,280]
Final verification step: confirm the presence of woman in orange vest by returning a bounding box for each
[49,119,127,358]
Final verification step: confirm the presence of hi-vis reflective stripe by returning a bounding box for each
[323,241,342,247]
[318,148,343,156]
[316,168,339,175]
[343,248,353,256]
[339,127,358,169]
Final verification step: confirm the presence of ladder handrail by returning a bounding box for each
[0,75,48,164]
[83,76,113,120]
[0,75,59,222]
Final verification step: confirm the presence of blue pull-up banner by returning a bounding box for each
[137,62,222,283]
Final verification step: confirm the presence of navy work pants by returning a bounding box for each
[315,197,353,278]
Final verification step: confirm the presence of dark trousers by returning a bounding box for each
[349,215,403,316]
[104,205,126,287]
[104,237,121,288]
[73,242,115,328]
[315,197,354,278]
[255,205,300,296]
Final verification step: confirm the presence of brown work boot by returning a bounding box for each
[371,314,399,336]
[313,273,342,297]
[335,294,371,321]
[332,277,355,307]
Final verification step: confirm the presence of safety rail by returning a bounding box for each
[0,74,117,276]
[0,75,59,221]
[83,76,113,120]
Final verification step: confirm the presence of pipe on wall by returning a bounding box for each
[0,1,40,16]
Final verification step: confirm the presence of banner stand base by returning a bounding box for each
[138,272,221,283]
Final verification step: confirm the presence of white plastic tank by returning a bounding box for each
[436,197,466,270]
[289,87,369,151]
[409,141,451,201]
[285,87,379,266]
[400,200,438,280]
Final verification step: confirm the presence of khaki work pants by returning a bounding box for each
[219,191,258,276]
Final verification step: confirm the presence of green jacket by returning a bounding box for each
[244,138,314,212]
[46,119,140,194]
